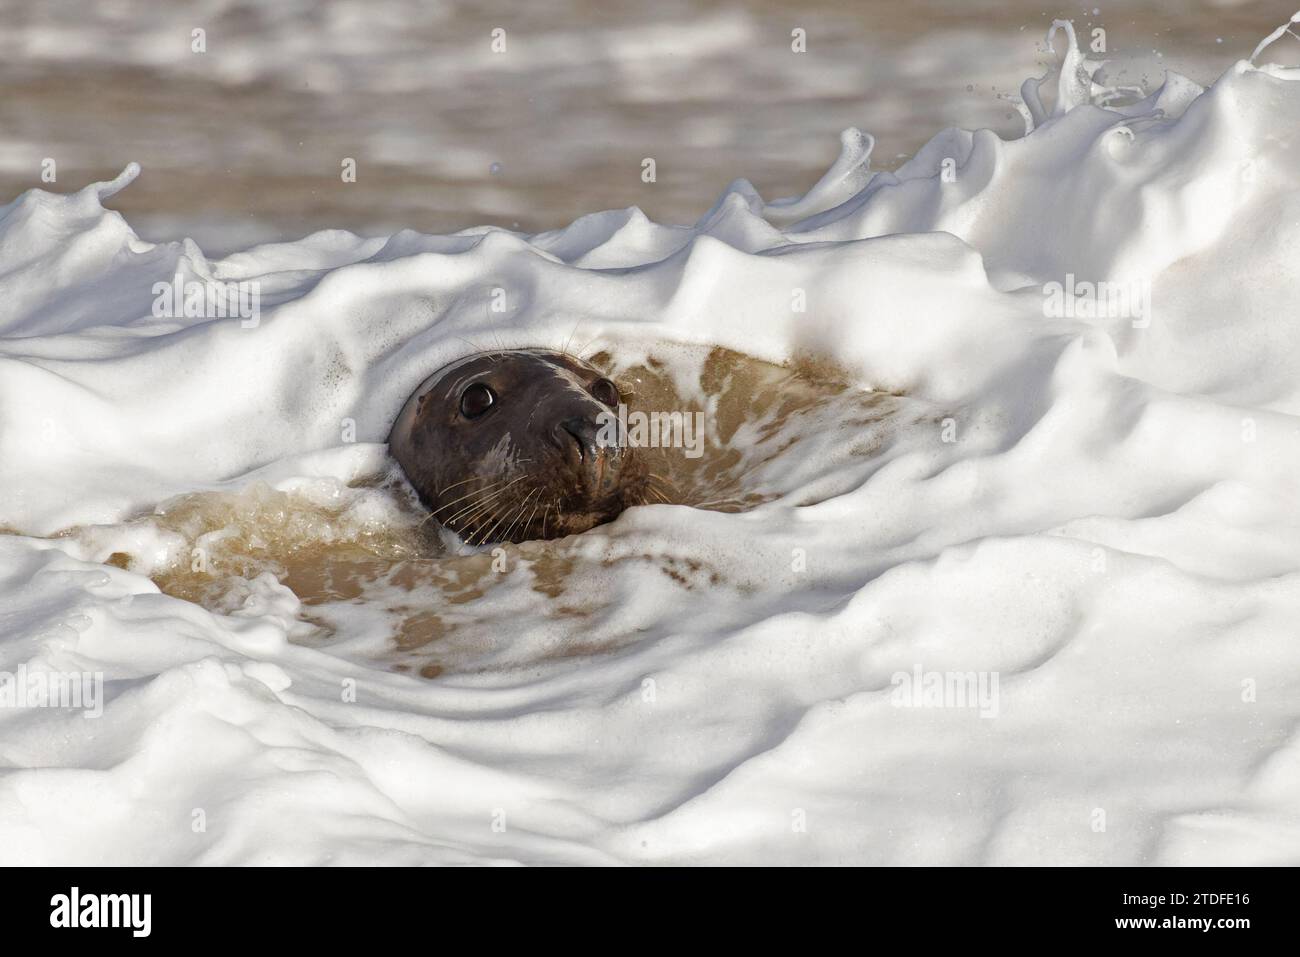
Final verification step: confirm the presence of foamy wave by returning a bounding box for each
[1,17,1299,864]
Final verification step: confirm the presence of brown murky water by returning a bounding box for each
[70,347,905,674]
[3,1,1286,255]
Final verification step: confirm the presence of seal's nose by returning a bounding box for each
[559,416,600,463]
[556,415,624,494]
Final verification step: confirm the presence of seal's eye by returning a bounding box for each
[460,382,495,418]
[590,377,619,408]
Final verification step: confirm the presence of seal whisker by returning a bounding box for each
[472,502,516,546]
[653,478,677,502]
[480,486,540,545]
[468,507,508,547]
[645,486,670,506]
[519,493,544,542]
[434,484,510,526]
[505,487,542,542]
[436,473,498,498]
[644,475,678,504]
[560,318,587,359]
[496,487,541,544]
[432,477,508,515]
[455,336,489,358]
[442,476,528,526]
[462,495,511,539]
[449,493,515,535]
[572,333,604,359]
[453,493,504,529]
[463,508,500,546]
[455,476,535,533]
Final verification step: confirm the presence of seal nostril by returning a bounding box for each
[561,417,590,463]
[557,416,622,484]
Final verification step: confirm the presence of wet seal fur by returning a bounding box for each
[389,350,651,545]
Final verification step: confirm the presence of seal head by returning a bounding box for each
[389,350,649,544]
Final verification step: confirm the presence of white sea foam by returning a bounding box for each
[1,18,1299,865]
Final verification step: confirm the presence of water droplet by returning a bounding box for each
[489,162,502,175]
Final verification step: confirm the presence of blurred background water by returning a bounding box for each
[0,0,1287,254]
